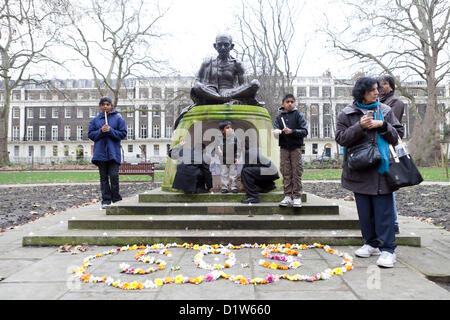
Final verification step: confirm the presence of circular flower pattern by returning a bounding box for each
[72,243,355,290]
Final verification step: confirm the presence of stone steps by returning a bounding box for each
[68,214,360,230]
[21,189,422,248]
[22,229,421,247]
[138,190,306,203]
[106,202,339,216]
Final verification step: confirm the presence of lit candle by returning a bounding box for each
[281,117,286,129]
[104,111,108,125]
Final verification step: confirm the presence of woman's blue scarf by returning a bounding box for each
[356,99,390,174]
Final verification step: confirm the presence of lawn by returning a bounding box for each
[0,167,447,184]
[0,171,164,184]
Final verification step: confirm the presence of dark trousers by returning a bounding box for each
[354,193,396,253]
[97,160,122,205]
[241,167,277,199]
[197,167,213,192]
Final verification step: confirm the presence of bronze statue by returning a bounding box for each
[174,34,261,128]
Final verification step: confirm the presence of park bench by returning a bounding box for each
[118,162,156,182]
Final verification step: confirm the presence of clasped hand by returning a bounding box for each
[360,115,383,130]
[273,127,293,135]
[101,124,110,133]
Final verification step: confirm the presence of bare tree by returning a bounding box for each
[61,0,168,107]
[234,0,306,118]
[0,0,62,165]
[324,0,450,166]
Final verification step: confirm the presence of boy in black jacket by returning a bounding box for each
[273,94,308,207]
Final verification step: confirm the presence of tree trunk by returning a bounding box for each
[0,88,11,165]
[408,66,441,166]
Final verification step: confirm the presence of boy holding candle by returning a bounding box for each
[273,94,308,207]
[88,96,127,209]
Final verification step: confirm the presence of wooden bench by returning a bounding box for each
[118,162,156,182]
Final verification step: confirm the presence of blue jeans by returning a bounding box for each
[97,160,122,205]
[354,193,396,253]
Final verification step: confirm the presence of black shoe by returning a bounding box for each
[232,189,239,194]
[394,225,400,234]
[221,189,229,193]
[241,197,260,204]
[261,185,277,193]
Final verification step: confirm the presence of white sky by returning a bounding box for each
[50,0,359,80]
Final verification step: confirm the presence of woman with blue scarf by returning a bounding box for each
[335,77,404,268]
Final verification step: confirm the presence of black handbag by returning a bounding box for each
[384,139,423,190]
[346,141,381,171]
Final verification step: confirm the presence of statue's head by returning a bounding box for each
[214,34,234,58]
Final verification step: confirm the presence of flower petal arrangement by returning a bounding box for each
[72,243,354,290]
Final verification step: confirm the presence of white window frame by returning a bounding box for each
[39,126,46,141]
[65,108,71,118]
[27,126,33,141]
[76,125,83,141]
[39,108,46,119]
[51,125,58,141]
[64,125,71,141]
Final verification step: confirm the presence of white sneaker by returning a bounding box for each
[293,198,302,207]
[354,244,381,258]
[279,196,292,207]
[376,251,396,268]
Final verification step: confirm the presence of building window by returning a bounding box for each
[64,145,69,156]
[12,126,19,141]
[139,88,149,99]
[322,87,331,97]
[311,123,319,138]
[64,125,71,140]
[12,107,20,118]
[128,145,133,153]
[310,104,319,115]
[127,107,134,117]
[312,143,318,155]
[310,87,319,97]
[323,123,331,138]
[165,125,173,138]
[52,108,58,118]
[39,126,46,141]
[77,108,83,118]
[28,146,34,157]
[39,108,46,118]
[76,125,83,140]
[165,88,174,98]
[140,105,148,117]
[27,126,33,141]
[53,145,58,157]
[65,108,71,118]
[27,108,34,118]
[152,124,160,138]
[154,144,160,156]
[140,124,148,139]
[14,145,20,157]
[40,145,46,157]
[152,105,160,117]
[323,103,331,115]
[152,87,162,99]
[51,126,58,141]
[297,87,307,97]
[89,107,96,118]
[127,125,134,140]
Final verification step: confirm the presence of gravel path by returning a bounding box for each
[0,182,448,232]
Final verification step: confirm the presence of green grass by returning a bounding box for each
[0,167,448,184]
[0,171,164,184]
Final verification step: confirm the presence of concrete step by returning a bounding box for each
[22,229,421,247]
[68,214,360,230]
[106,202,339,216]
[139,189,306,203]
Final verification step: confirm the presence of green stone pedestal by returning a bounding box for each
[162,104,281,192]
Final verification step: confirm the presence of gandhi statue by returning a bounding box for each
[174,34,261,128]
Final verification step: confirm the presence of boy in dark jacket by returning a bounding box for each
[88,96,127,209]
[273,94,308,207]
